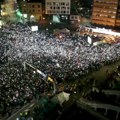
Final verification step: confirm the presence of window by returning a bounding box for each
[32,5,34,8]
[67,7,70,10]
[53,2,56,5]
[62,7,66,9]
[61,2,65,5]
[38,5,40,8]
[67,11,69,14]
[55,2,59,6]
[66,2,69,6]
[47,10,51,13]
[47,2,51,5]
[56,11,59,13]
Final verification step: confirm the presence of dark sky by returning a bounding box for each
[17,0,93,4]
[27,0,42,2]
[16,0,93,7]
[17,0,42,2]
[81,0,93,7]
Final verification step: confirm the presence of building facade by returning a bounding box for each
[92,0,120,27]
[115,0,120,27]
[20,1,42,22]
[1,0,17,21]
[45,0,71,15]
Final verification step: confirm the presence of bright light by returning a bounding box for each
[23,14,27,18]
[93,42,98,46]
[0,20,2,26]
[53,15,60,23]
[31,26,38,31]
[91,27,120,36]
[59,35,62,39]
[56,63,60,67]
[93,41,103,46]
[87,36,92,44]
[30,15,34,18]
[16,9,23,17]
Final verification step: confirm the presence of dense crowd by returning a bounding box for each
[0,22,120,117]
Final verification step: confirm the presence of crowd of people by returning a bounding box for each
[0,22,120,117]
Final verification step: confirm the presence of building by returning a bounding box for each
[20,1,42,22]
[1,0,17,22]
[92,0,120,28]
[45,0,71,23]
[0,1,2,17]
[45,0,71,15]
[115,1,120,27]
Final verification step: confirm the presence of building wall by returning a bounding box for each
[20,1,42,21]
[92,0,119,27]
[45,0,71,15]
[1,0,17,21]
[115,1,120,27]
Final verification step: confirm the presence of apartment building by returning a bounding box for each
[45,0,71,15]
[1,0,17,21]
[92,0,120,27]
[115,0,120,27]
[20,1,42,21]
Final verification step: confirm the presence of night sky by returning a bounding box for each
[16,0,93,8]
[17,0,93,5]
[81,0,93,7]
[32,0,92,7]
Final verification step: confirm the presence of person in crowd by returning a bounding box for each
[0,22,120,117]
